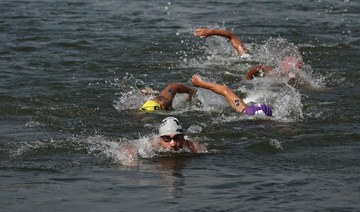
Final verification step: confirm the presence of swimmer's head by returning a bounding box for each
[141,100,161,111]
[244,103,272,117]
[281,56,304,73]
[159,116,184,136]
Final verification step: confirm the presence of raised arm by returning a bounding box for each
[155,83,196,110]
[158,83,195,98]
[191,75,247,113]
[194,27,248,55]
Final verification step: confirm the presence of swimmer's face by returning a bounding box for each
[159,134,184,151]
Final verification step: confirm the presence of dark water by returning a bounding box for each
[1,0,359,211]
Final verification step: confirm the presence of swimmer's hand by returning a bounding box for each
[194,28,212,38]
[141,87,160,95]
[191,74,205,87]
[240,53,251,59]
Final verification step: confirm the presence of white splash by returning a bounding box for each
[273,84,304,122]
[86,134,159,167]
[112,73,155,111]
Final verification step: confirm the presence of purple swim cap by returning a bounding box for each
[243,103,272,117]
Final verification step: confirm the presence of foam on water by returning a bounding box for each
[194,87,230,111]
[112,73,155,111]
[253,37,301,64]
[273,85,304,122]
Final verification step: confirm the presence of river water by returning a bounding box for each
[1,0,359,211]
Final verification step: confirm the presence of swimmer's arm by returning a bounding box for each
[219,87,247,113]
[245,65,275,80]
[194,27,248,55]
[158,82,196,101]
[172,83,196,99]
[192,75,247,113]
[186,140,205,153]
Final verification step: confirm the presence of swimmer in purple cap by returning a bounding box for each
[192,74,272,117]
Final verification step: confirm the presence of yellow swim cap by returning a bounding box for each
[141,100,161,111]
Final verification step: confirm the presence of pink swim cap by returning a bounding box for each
[281,57,304,73]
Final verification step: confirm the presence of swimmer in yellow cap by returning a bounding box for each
[141,100,161,111]
[141,83,196,111]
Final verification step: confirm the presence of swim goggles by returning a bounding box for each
[160,134,184,143]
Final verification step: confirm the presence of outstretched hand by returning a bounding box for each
[191,74,204,87]
[194,28,211,38]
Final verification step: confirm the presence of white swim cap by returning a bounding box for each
[159,117,184,136]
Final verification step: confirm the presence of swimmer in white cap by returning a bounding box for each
[119,117,206,166]
[157,117,205,152]
[194,27,304,80]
